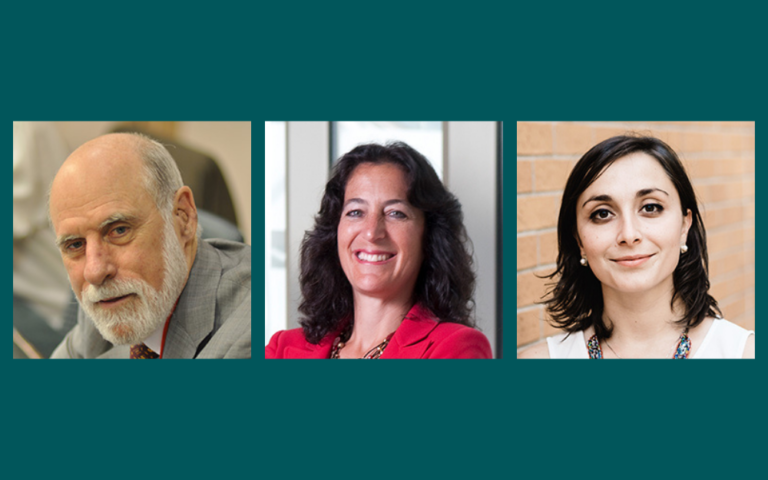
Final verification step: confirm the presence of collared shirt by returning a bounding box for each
[142,298,180,358]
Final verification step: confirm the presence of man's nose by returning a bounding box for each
[82,241,117,287]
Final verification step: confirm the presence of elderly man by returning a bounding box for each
[49,133,250,358]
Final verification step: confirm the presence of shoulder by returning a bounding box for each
[517,341,550,359]
[204,239,251,277]
[201,239,251,315]
[714,318,755,359]
[694,318,754,359]
[518,329,588,359]
[265,328,310,359]
[422,322,493,359]
[743,333,755,359]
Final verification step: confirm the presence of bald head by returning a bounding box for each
[50,133,184,224]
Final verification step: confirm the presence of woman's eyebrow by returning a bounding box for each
[582,188,669,208]
[343,198,367,208]
[637,187,669,197]
[343,198,408,208]
[582,194,612,208]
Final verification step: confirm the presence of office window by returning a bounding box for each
[265,122,286,344]
[333,122,444,179]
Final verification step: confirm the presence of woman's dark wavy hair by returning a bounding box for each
[299,142,476,343]
[544,134,721,339]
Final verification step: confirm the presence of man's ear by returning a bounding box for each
[173,186,198,243]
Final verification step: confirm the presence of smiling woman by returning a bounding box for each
[518,135,755,359]
[265,142,491,359]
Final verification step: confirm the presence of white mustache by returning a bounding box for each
[82,280,143,304]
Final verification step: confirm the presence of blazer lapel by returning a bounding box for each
[285,337,334,359]
[285,323,347,359]
[381,304,439,359]
[162,241,220,359]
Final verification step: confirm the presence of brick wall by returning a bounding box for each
[516,121,755,351]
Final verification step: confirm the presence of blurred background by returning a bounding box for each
[516,121,755,353]
[13,121,251,358]
[265,121,503,357]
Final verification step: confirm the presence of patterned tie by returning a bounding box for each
[130,343,159,359]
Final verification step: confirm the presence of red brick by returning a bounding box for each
[517,160,532,193]
[517,308,541,347]
[682,132,705,153]
[517,122,553,155]
[744,157,755,174]
[711,274,745,302]
[535,159,573,192]
[593,127,627,144]
[701,205,743,230]
[710,251,745,279]
[517,194,560,232]
[517,269,553,308]
[721,296,746,321]
[655,129,684,153]
[539,230,559,265]
[554,123,593,155]
[517,235,537,271]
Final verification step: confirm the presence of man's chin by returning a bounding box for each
[95,322,145,346]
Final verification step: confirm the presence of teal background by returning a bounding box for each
[8,2,763,479]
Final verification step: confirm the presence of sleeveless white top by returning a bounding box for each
[547,319,754,359]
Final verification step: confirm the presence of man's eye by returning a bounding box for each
[66,241,84,252]
[112,226,129,235]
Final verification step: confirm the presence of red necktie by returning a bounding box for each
[130,343,159,359]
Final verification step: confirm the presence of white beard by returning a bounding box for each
[78,218,189,346]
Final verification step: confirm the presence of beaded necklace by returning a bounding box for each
[330,324,394,359]
[587,328,691,359]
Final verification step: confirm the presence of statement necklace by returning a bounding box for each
[330,324,394,359]
[587,327,691,359]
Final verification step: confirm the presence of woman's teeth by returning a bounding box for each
[357,252,393,262]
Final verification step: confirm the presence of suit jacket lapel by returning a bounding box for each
[381,304,439,359]
[284,336,334,359]
[284,322,348,359]
[162,241,220,359]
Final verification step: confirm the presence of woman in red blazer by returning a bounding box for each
[265,142,492,359]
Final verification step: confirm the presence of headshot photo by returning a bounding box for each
[516,121,755,359]
[13,121,252,359]
[265,121,502,358]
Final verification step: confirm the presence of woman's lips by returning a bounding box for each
[612,254,654,267]
[355,251,395,264]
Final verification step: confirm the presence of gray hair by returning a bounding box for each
[132,134,183,220]
[131,133,202,238]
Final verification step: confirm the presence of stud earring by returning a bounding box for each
[680,244,688,254]
[580,256,588,266]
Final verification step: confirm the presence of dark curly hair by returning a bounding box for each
[299,142,476,343]
[543,135,721,340]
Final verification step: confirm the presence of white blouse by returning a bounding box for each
[546,318,754,359]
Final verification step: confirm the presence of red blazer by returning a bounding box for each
[265,304,492,359]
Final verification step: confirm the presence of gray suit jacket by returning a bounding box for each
[51,239,251,359]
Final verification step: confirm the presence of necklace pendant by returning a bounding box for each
[587,335,602,359]
[674,333,691,359]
